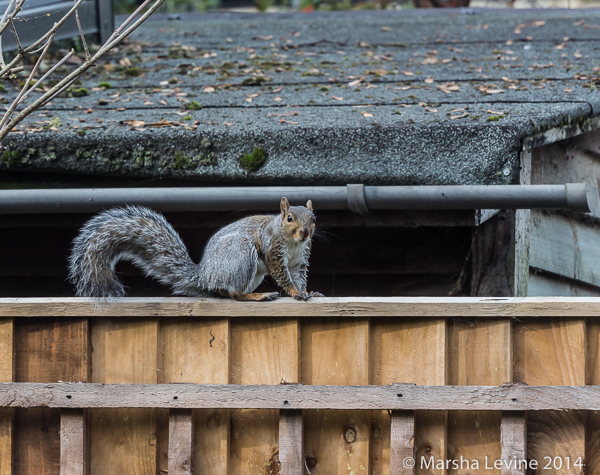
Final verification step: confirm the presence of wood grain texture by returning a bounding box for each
[588,319,600,475]
[90,319,159,475]
[530,211,600,287]
[15,318,89,475]
[514,318,585,475]
[370,319,447,475]
[302,318,369,475]
[160,318,230,475]
[169,409,194,475]
[390,411,415,475]
[5,297,600,317]
[60,409,86,475]
[230,318,299,475]
[500,412,526,475]
[0,319,13,475]
[279,410,303,475]
[448,319,511,475]
[0,382,598,410]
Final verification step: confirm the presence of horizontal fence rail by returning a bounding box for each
[1,296,600,316]
[0,382,598,411]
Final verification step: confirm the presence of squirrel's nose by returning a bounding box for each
[301,229,309,239]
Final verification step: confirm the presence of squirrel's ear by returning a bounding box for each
[280,197,290,216]
[306,200,313,211]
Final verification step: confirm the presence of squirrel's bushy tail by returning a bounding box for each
[68,206,201,297]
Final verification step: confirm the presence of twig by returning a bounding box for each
[0,32,54,129]
[22,0,85,54]
[18,50,74,104]
[9,18,23,53]
[74,2,89,59]
[0,0,166,142]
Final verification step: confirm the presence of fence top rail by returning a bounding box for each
[1,382,598,411]
[0,296,599,317]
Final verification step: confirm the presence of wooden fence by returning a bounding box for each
[0,297,598,475]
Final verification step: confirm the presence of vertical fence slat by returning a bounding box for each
[500,411,527,475]
[91,319,159,475]
[0,319,14,475]
[390,410,415,475]
[60,409,86,475]
[279,409,303,475]
[231,318,300,475]
[168,409,194,475]
[161,319,230,475]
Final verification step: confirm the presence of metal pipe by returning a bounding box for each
[0,184,596,215]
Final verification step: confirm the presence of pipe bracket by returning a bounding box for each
[347,184,370,215]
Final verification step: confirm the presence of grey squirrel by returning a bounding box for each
[68,197,324,301]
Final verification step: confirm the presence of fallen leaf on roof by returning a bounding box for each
[487,109,504,114]
[424,77,434,84]
[368,68,388,76]
[116,108,126,111]
[486,89,504,94]
[204,86,215,93]
[361,111,374,118]
[451,106,469,112]
[280,118,298,124]
[258,35,274,41]
[381,26,391,32]
[425,107,438,113]
[143,100,153,105]
[402,71,414,76]
[564,87,572,92]
[450,113,469,120]
[121,120,146,127]
[365,84,378,89]
[159,100,168,105]
[273,96,282,101]
[331,96,344,101]
[272,87,283,93]
[224,122,233,126]
[267,111,299,117]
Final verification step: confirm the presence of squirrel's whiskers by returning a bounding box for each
[68,197,324,302]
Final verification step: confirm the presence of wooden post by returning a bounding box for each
[390,411,415,475]
[471,149,531,297]
[60,409,86,475]
[279,410,303,475]
[168,409,194,475]
[500,411,527,475]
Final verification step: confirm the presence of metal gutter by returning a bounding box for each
[0,184,596,215]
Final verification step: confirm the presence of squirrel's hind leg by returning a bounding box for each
[229,291,279,302]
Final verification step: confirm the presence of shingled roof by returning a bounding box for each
[2,8,600,185]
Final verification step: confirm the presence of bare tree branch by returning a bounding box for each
[75,2,90,59]
[0,0,166,142]
[0,32,54,129]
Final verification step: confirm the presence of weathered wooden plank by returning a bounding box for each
[230,319,299,475]
[160,319,230,475]
[14,319,89,475]
[370,318,447,475]
[514,318,585,475]
[500,412,526,475]
[531,139,600,219]
[1,382,599,411]
[390,411,415,475]
[90,319,159,475]
[6,297,600,317]
[279,410,303,475]
[530,211,600,288]
[303,318,370,475]
[528,270,600,296]
[60,409,86,475]
[448,319,511,475]
[0,319,14,475]
[168,409,194,475]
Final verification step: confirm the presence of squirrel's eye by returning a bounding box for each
[287,214,293,222]
[313,216,316,223]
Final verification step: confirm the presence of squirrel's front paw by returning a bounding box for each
[309,291,324,297]
[293,291,310,301]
